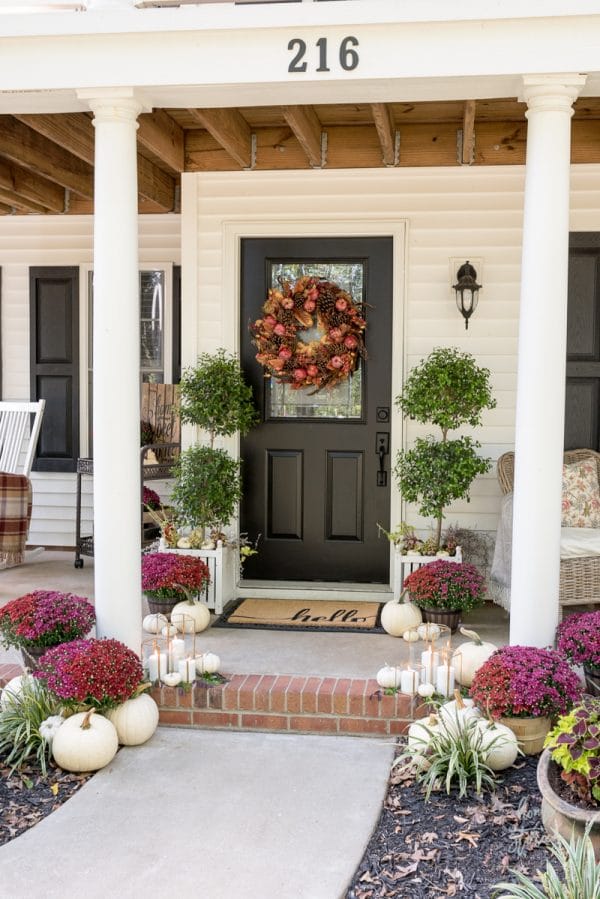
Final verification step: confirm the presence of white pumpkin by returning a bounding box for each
[177,537,192,549]
[160,624,178,637]
[407,714,439,751]
[195,652,220,675]
[477,720,519,771]
[107,694,159,746]
[417,623,441,640]
[380,596,422,637]
[162,672,182,687]
[417,682,435,698]
[171,601,211,634]
[52,709,118,772]
[376,664,401,689]
[452,628,498,687]
[403,629,420,642]
[438,692,481,734]
[142,613,168,634]
[0,674,33,710]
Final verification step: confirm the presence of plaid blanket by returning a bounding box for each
[0,473,32,567]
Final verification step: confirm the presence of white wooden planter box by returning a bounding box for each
[394,546,463,601]
[159,541,236,614]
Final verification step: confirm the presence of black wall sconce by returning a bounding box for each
[453,260,481,330]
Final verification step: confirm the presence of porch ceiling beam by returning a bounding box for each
[461,100,476,165]
[0,202,13,215]
[370,103,397,166]
[187,107,252,169]
[282,105,323,168]
[16,112,176,211]
[0,187,48,214]
[0,158,64,213]
[0,116,93,199]
[138,110,185,175]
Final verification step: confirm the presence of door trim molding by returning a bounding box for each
[198,214,407,593]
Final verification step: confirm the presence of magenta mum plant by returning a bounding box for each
[556,611,600,671]
[34,638,143,711]
[470,645,582,719]
[141,552,210,602]
[0,591,95,651]
[403,560,485,612]
[142,486,161,510]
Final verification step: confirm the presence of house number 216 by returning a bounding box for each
[287,36,360,73]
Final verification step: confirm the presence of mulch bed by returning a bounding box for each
[0,759,91,847]
[347,750,553,898]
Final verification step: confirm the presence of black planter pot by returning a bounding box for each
[419,606,461,633]
[20,644,54,670]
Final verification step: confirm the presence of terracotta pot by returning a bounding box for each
[498,715,552,755]
[420,606,461,633]
[537,749,600,860]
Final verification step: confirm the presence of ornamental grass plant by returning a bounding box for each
[34,638,144,712]
[141,552,210,603]
[0,591,96,652]
[403,559,486,612]
[470,646,582,720]
[0,677,63,776]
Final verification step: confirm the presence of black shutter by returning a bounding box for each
[29,266,80,472]
[172,264,181,384]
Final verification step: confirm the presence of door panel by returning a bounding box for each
[240,237,393,582]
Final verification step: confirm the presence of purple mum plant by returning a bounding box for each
[470,645,582,719]
[0,591,95,651]
[556,611,600,671]
[403,560,486,612]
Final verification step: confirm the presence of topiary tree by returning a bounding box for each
[394,347,496,550]
[172,349,258,533]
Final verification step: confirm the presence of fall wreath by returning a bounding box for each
[250,275,367,392]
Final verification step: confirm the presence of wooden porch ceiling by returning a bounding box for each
[1,97,600,214]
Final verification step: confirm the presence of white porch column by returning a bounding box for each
[510,74,586,648]
[79,88,145,652]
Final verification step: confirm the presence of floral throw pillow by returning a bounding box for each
[562,460,600,528]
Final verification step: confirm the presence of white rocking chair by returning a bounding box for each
[0,400,46,566]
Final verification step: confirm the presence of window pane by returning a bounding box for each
[268,261,364,420]
[140,271,164,382]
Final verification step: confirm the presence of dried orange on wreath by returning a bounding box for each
[250,275,367,392]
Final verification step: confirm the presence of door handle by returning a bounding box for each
[376,432,389,487]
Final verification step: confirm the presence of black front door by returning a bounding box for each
[240,237,393,582]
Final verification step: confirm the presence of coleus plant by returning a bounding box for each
[544,696,600,805]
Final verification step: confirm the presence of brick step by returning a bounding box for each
[0,664,420,737]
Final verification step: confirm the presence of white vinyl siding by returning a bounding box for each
[0,213,180,547]
[183,164,600,541]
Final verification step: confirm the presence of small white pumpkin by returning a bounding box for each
[0,674,33,710]
[438,691,481,734]
[452,628,498,686]
[107,694,159,746]
[142,613,168,634]
[52,709,118,773]
[476,720,519,771]
[417,682,436,698]
[376,664,401,689]
[407,714,439,751]
[171,601,211,634]
[195,652,220,675]
[403,629,420,642]
[417,623,441,640]
[162,672,182,687]
[380,594,422,637]
[160,624,178,637]
[177,537,192,549]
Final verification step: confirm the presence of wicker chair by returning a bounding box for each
[497,448,600,612]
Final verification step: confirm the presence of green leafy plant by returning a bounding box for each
[394,348,496,549]
[492,826,600,898]
[171,445,242,531]
[544,697,600,805]
[0,677,63,776]
[395,708,498,800]
[178,348,258,445]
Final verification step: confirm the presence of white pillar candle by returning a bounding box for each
[169,636,185,670]
[435,664,455,698]
[147,650,167,683]
[399,667,418,695]
[178,657,196,683]
[421,649,439,684]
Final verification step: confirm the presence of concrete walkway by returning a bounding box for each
[0,727,395,899]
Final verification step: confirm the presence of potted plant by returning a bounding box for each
[171,348,258,538]
[141,551,211,614]
[539,696,600,856]
[0,590,96,671]
[470,645,583,754]
[402,559,486,632]
[394,347,496,551]
[556,611,600,697]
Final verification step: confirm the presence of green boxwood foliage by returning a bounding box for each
[171,445,242,531]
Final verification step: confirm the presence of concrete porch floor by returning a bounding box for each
[0,550,510,678]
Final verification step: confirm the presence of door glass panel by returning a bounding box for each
[140,271,165,383]
[268,261,364,419]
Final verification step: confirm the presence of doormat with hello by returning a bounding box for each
[213,598,385,633]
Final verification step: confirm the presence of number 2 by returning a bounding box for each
[288,39,307,74]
